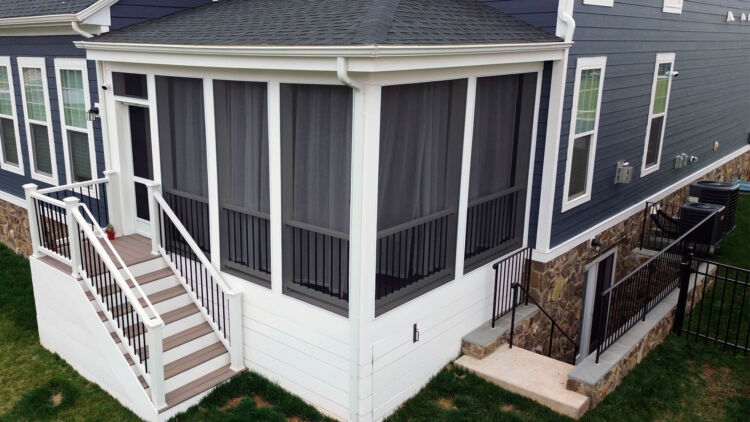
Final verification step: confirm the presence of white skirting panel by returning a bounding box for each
[30,257,157,422]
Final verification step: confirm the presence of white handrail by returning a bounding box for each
[30,191,66,208]
[153,192,239,296]
[37,176,109,195]
[75,205,163,324]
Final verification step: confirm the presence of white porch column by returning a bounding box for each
[455,77,477,278]
[268,81,283,295]
[348,83,381,421]
[64,197,82,277]
[203,78,222,267]
[24,184,41,257]
[145,181,162,255]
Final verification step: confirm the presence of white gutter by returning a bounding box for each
[0,0,116,30]
[71,21,93,38]
[559,1,576,42]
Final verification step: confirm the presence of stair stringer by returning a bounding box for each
[30,256,159,422]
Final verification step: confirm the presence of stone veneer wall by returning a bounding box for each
[0,198,32,257]
[526,151,749,361]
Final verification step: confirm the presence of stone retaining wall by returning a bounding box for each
[0,198,32,257]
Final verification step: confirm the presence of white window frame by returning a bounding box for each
[562,56,607,212]
[18,57,57,185]
[583,0,614,7]
[0,57,24,175]
[663,0,683,14]
[641,53,676,177]
[54,58,97,186]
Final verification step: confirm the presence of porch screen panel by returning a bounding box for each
[376,79,467,309]
[464,73,537,270]
[281,84,352,309]
[156,76,210,252]
[214,80,271,282]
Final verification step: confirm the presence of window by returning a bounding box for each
[464,73,537,272]
[55,59,95,184]
[113,72,147,99]
[663,0,683,14]
[0,57,23,175]
[376,79,467,312]
[18,57,56,184]
[563,57,606,211]
[641,53,675,177]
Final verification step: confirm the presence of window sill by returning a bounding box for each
[30,171,58,186]
[662,6,682,14]
[641,164,660,177]
[0,162,24,176]
[561,192,591,213]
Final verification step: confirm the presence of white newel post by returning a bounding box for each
[228,292,244,371]
[147,321,167,409]
[103,170,121,232]
[23,184,41,257]
[146,182,162,255]
[63,197,82,277]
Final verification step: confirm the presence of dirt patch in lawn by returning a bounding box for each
[254,395,272,408]
[50,392,63,407]
[219,397,244,411]
[436,398,457,410]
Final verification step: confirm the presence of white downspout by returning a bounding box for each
[559,3,576,42]
[71,20,94,38]
[337,56,363,422]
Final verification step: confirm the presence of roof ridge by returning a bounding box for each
[352,0,402,44]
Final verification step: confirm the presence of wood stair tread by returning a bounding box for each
[147,285,186,305]
[164,342,227,380]
[162,304,201,325]
[164,322,214,352]
[131,268,174,286]
[161,366,239,413]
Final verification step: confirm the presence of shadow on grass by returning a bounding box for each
[0,246,35,332]
[0,378,79,422]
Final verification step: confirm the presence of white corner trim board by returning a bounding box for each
[533,145,750,263]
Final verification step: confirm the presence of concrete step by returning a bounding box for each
[461,304,539,359]
[456,344,590,420]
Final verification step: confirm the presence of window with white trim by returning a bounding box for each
[0,57,23,175]
[563,57,606,211]
[55,59,95,184]
[641,53,675,176]
[18,57,56,184]
[663,0,683,14]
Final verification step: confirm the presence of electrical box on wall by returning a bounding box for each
[675,153,688,169]
[615,161,633,184]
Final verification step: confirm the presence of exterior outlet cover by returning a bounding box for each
[615,161,633,184]
[413,323,420,343]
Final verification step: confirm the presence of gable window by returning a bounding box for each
[18,57,56,184]
[0,57,23,175]
[663,0,683,14]
[55,59,95,184]
[642,53,675,177]
[563,57,606,211]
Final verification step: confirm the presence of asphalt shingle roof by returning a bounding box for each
[0,0,99,19]
[91,0,560,46]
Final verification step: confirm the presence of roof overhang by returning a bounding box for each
[0,0,115,35]
[76,40,573,73]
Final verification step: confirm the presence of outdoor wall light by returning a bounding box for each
[87,106,100,122]
[590,238,603,253]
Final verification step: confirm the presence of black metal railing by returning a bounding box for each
[491,247,532,326]
[376,210,454,303]
[79,231,149,372]
[222,206,271,280]
[465,187,524,269]
[33,197,70,259]
[509,281,579,364]
[596,211,719,362]
[676,254,750,355]
[640,201,682,251]
[45,182,109,228]
[160,205,229,340]
[287,221,349,303]
[164,190,211,254]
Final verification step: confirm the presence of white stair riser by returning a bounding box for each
[164,333,221,365]
[138,275,180,296]
[165,353,230,393]
[153,293,193,315]
[125,258,167,279]
[164,312,204,338]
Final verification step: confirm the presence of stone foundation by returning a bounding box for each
[526,151,749,361]
[0,198,32,257]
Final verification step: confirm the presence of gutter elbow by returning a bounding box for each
[559,11,576,43]
[71,21,94,39]
[336,57,362,91]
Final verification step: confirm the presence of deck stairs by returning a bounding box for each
[79,234,240,418]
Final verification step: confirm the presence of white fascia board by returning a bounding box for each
[532,145,750,263]
[0,0,115,30]
[76,41,571,73]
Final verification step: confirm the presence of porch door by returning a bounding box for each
[580,250,617,360]
[128,105,154,234]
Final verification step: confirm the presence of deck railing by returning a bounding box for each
[595,211,719,363]
[465,187,524,270]
[223,205,271,281]
[639,201,682,251]
[491,247,532,326]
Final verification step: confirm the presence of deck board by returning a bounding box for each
[38,234,155,275]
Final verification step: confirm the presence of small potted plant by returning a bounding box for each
[105,223,116,241]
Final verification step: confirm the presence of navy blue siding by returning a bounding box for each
[526,61,553,249]
[550,0,750,246]
[484,0,559,35]
[110,0,213,30]
[0,36,104,199]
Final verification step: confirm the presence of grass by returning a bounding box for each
[387,196,750,422]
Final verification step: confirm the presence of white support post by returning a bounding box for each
[455,77,477,278]
[23,184,41,257]
[146,181,162,255]
[64,197,82,276]
[147,322,167,409]
[103,170,122,233]
[228,292,244,371]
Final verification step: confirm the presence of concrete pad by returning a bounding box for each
[456,345,590,419]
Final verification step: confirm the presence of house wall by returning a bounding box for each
[550,0,750,247]
[109,0,214,30]
[484,0,560,35]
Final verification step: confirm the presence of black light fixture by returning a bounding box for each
[590,238,603,253]
[87,106,100,122]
